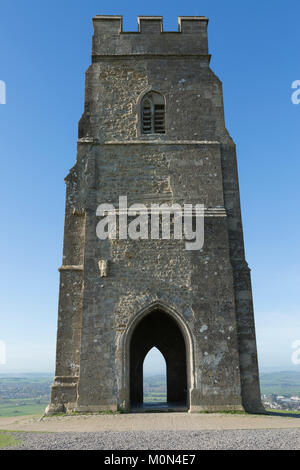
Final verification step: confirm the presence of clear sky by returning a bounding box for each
[0,0,299,375]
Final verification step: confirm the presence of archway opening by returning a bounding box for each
[130,309,187,409]
[143,347,167,404]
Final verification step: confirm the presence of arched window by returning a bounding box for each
[141,92,165,134]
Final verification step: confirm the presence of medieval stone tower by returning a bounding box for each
[47,15,263,414]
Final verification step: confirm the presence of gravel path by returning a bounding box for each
[3,428,300,450]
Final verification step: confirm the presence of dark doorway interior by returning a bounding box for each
[130,309,187,408]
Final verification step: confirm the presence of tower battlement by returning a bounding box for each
[92,15,209,57]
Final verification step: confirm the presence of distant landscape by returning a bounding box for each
[260,371,300,396]
[0,374,51,417]
[144,375,167,403]
[1,371,300,416]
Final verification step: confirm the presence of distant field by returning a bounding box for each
[260,371,300,396]
[0,374,52,417]
[0,398,49,417]
[144,375,167,403]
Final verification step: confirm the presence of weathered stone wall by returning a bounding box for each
[79,59,229,143]
[47,15,263,415]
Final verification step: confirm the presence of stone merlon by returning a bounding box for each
[92,15,209,57]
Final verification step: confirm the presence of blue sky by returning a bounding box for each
[0,0,299,374]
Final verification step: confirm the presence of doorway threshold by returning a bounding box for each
[131,402,188,413]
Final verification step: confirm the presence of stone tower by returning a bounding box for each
[47,15,263,414]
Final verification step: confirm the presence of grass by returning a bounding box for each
[266,408,300,415]
[0,432,19,449]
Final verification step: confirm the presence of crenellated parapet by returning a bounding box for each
[92,15,209,57]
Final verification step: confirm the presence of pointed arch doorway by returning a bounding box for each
[129,308,188,410]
